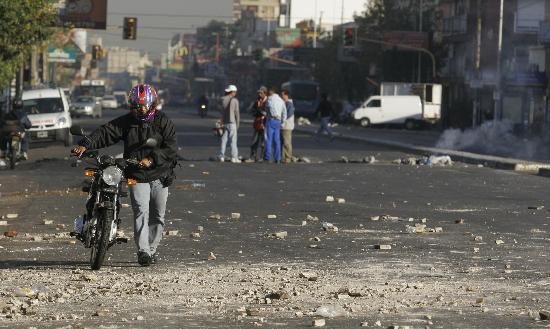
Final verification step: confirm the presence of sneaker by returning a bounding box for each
[137,251,152,266]
[219,157,225,162]
[21,152,28,160]
[0,159,6,167]
[231,158,240,163]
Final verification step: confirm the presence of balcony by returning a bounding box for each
[443,15,467,36]
[514,14,542,34]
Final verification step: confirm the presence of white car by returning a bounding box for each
[22,88,73,146]
[101,95,118,109]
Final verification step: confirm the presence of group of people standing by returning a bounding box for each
[218,84,295,164]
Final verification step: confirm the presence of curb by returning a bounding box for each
[294,126,550,172]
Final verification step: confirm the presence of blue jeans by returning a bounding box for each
[220,123,238,160]
[129,179,169,256]
[264,118,281,162]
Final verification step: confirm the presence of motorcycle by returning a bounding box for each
[69,125,157,270]
[198,103,208,118]
[3,131,25,170]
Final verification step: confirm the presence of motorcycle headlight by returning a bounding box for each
[102,166,123,186]
[201,105,206,109]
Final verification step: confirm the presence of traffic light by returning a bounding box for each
[123,17,137,40]
[344,27,355,47]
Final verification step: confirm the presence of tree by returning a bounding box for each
[0,0,56,88]
[354,0,439,82]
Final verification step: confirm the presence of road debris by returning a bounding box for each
[315,305,347,318]
[325,196,335,202]
[208,252,217,260]
[267,214,277,219]
[322,222,338,232]
[269,231,288,239]
[299,272,318,281]
[6,213,18,219]
[363,156,376,164]
[495,239,504,245]
[42,219,54,225]
[375,244,392,250]
[166,230,179,236]
[312,319,326,327]
[4,230,17,237]
[337,198,346,204]
[231,213,241,220]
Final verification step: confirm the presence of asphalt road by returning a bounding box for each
[0,107,549,328]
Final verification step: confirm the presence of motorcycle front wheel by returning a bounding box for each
[90,207,113,270]
[9,142,18,170]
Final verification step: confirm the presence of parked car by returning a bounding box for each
[70,96,102,118]
[113,91,128,109]
[101,95,118,109]
[21,88,73,146]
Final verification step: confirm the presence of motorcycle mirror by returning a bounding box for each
[12,99,23,110]
[144,138,157,148]
[70,125,85,136]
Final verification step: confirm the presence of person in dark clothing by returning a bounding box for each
[315,92,335,141]
[249,86,267,162]
[71,84,178,267]
[0,103,32,161]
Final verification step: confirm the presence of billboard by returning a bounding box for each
[48,46,77,63]
[383,31,429,50]
[276,28,303,48]
[56,0,107,30]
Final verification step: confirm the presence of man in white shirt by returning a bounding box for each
[264,86,287,163]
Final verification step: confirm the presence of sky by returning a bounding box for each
[88,0,368,60]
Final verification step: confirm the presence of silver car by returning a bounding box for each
[70,96,102,118]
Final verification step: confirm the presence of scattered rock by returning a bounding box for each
[231,213,241,220]
[136,315,145,321]
[300,157,311,163]
[301,220,307,226]
[375,244,392,250]
[455,219,464,224]
[370,216,380,221]
[0,221,7,226]
[208,214,221,220]
[208,252,217,260]
[267,214,277,219]
[197,225,204,232]
[322,222,338,232]
[42,219,54,225]
[266,290,289,300]
[299,272,318,281]
[190,232,200,238]
[495,239,504,245]
[528,206,544,210]
[271,231,288,239]
[312,319,326,327]
[94,309,110,317]
[166,230,179,236]
[363,156,376,164]
[337,198,346,204]
[6,214,18,219]
[325,196,335,202]
[246,307,260,316]
[4,230,17,237]
[540,310,550,320]
[474,235,483,242]
[340,156,349,163]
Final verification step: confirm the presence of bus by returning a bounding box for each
[281,80,320,117]
[72,80,106,100]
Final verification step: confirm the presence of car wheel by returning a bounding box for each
[360,118,370,128]
[64,129,73,147]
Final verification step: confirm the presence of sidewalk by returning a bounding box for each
[294,122,550,172]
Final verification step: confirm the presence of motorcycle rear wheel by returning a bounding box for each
[90,208,113,270]
[9,148,16,169]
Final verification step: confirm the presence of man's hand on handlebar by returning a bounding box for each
[139,157,152,168]
[71,145,87,157]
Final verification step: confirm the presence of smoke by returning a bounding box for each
[435,120,550,161]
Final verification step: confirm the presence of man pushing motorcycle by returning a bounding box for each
[71,84,178,266]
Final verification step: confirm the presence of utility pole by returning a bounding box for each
[417,0,423,83]
[494,0,504,121]
[313,0,318,48]
[473,0,482,127]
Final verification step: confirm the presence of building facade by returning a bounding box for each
[438,0,550,132]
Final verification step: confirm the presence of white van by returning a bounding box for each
[22,88,73,146]
[352,95,423,129]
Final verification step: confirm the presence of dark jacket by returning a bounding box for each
[78,111,177,183]
[315,99,334,118]
[1,110,32,135]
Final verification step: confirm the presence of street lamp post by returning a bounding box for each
[358,37,436,80]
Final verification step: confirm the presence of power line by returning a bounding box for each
[108,11,355,22]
